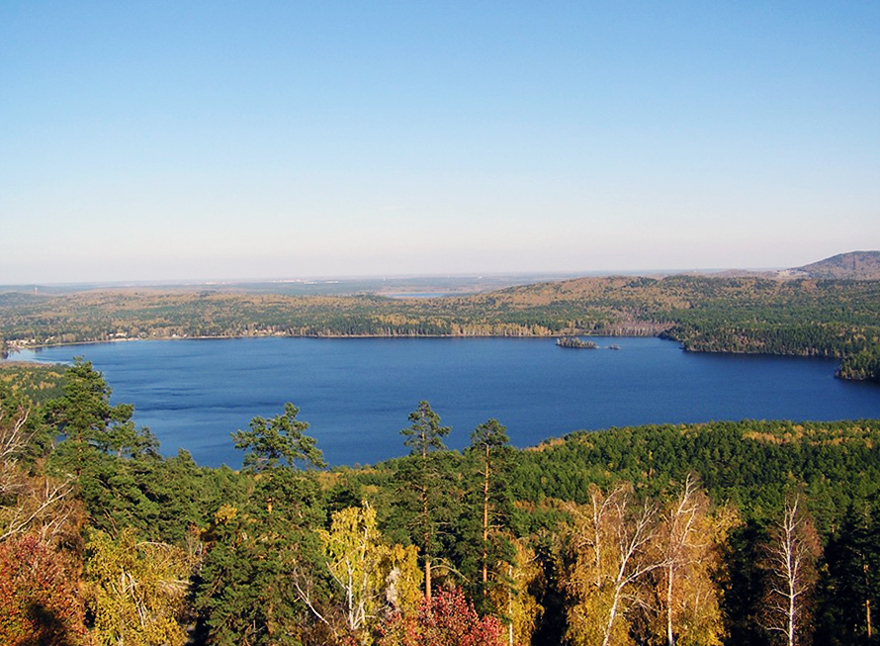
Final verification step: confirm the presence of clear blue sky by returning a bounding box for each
[2,1,878,284]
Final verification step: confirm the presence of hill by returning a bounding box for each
[788,250,880,279]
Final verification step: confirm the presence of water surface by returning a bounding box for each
[12,337,880,467]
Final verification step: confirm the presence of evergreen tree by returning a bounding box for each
[397,401,451,600]
[46,359,158,473]
[466,419,515,598]
[194,407,327,645]
[819,499,880,645]
[232,402,326,473]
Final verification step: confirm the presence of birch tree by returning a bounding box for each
[489,537,543,646]
[565,483,666,646]
[305,503,421,644]
[648,475,736,646]
[1,390,78,543]
[85,528,198,646]
[761,496,822,646]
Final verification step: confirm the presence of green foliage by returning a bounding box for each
[469,418,510,455]
[28,362,239,542]
[463,419,516,602]
[816,500,880,646]
[0,362,66,406]
[511,420,880,528]
[395,402,459,598]
[1,380,83,544]
[0,366,65,464]
[46,358,158,463]
[193,469,327,646]
[233,402,326,472]
[64,448,242,542]
[836,346,880,382]
[401,401,451,458]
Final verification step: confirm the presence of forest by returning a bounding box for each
[2,360,880,646]
[2,274,880,382]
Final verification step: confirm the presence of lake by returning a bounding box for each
[10,337,880,468]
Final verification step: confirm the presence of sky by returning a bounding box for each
[1,1,878,284]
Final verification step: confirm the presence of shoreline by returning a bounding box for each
[2,331,625,357]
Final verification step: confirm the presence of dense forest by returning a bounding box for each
[2,361,880,645]
[2,274,880,381]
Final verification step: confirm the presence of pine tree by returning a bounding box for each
[397,401,450,600]
[467,419,514,594]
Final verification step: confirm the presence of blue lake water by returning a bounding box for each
[10,337,880,468]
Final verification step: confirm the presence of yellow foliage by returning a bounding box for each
[384,542,423,618]
[212,503,238,524]
[84,528,196,646]
[489,538,543,646]
[316,504,422,644]
[647,479,739,646]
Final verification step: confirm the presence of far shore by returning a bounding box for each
[2,331,600,362]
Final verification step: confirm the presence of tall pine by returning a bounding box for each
[398,401,450,600]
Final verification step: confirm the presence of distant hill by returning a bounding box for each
[784,251,880,280]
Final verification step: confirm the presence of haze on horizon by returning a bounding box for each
[1,2,878,285]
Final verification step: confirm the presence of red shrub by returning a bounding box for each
[379,586,503,646]
[0,535,86,646]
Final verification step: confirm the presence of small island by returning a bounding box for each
[555,336,598,349]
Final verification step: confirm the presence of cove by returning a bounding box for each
[11,337,880,468]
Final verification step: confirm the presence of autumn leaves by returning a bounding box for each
[560,479,822,646]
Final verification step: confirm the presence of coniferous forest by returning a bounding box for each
[2,359,880,646]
